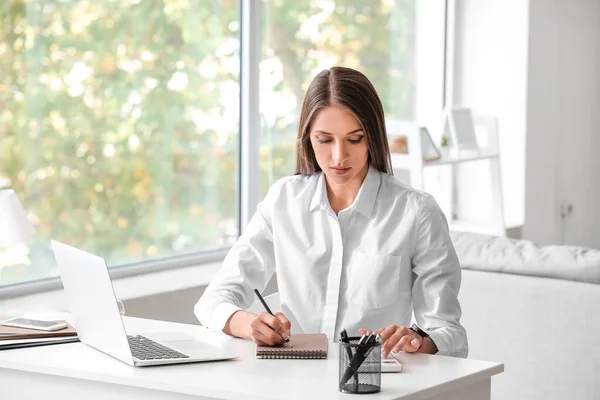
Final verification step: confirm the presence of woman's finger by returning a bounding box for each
[395,335,414,353]
[251,314,284,345]
[274,312,291,338]
[252,328,280,346]
[258,312,283,333]
[379,325,400,345]
[251,336,269,346]
[394,333,421,353]
[408,337,422,351]
[382,329,406,357]
[253,322,284,346]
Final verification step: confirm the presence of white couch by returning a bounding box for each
[452,231,600,400]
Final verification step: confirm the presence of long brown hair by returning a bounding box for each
[295,66,392,175]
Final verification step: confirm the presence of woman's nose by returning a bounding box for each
[332,141,348,163]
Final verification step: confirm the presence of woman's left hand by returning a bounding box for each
[359,325,422,358]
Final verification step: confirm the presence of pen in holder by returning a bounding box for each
[338,336,382,394]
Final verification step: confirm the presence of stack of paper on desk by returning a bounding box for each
[0,320,79,350]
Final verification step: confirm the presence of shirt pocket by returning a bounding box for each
[347,252,409,310]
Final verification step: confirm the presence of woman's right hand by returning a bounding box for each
[249,312,291,346]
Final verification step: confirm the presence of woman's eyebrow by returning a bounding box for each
[313,128,364,135]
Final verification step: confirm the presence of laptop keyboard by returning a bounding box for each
[127,335,190,360]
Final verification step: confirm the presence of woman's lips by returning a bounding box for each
[330,166,351,175]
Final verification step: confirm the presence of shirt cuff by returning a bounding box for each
[426,329,451,356]
[209,302,243,333]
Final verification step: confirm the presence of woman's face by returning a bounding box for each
[309,106,369,186]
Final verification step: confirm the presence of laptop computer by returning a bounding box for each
[51,240,238,367]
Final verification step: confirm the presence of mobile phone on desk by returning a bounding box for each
[0,318,68,331]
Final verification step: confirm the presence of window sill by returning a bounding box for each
[0,261,223,320]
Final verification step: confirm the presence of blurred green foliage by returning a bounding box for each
[0,0,415,286]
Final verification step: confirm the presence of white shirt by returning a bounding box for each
[195,166,468,357]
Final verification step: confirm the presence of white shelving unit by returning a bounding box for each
[388,118,505,236]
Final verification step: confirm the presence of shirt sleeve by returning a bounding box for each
[411,194,469,358]
[194,188,278,333]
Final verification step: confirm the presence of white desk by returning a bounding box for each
[0,317,503,400]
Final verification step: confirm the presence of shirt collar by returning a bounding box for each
[308,166,382,219]
[309,172,327,212]
[353,166,381,219]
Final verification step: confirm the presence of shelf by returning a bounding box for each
[390,149,499,170]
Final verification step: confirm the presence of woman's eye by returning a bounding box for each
[316,138,332,144]
[348,136,364,144]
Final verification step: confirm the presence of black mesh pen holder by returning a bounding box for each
[338,337,382,394]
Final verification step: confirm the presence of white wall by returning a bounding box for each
[452,0,600,248]
[450,0,529,229]
[523,0,559,245]
[525,0,600,247]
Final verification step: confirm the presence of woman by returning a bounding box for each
[195,66,468,358]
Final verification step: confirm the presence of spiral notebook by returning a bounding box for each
[256,333,328,359]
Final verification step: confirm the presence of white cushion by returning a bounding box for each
[450,231,600,284]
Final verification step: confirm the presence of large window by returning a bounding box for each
[0,0,445,289]
[0,0,239,287]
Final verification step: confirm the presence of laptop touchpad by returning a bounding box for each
[142,332,220,350]
[165,339,215,351]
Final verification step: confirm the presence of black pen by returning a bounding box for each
[340,333,377,386]
[340,329,354,360]
[340,329,359,387]
[253,289,290,343]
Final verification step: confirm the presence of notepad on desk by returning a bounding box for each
[256,334,328,359]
